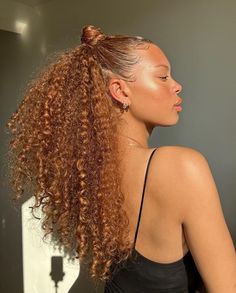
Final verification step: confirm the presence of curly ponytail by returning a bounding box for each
[5,24,153,283]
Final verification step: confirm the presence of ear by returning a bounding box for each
[108,78,131,105]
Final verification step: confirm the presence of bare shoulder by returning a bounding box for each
[149,145,207,219]
[150,145,206,185]
[152,145,236,292]
[153,145,222,214]
[154,145,205,163]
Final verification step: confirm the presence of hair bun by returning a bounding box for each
[81,25,106,46]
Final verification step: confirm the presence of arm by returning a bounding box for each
[177,148,236,292]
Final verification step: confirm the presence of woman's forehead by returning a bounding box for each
[135,44,171,71]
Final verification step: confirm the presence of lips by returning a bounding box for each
[174,97,183,106]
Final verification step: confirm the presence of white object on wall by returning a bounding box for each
[22,196,80,293]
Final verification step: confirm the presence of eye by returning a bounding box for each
[159,76,169,81]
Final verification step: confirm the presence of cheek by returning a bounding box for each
[132,87,171,120]
[135,80,170,104]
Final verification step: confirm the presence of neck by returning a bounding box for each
[115,107,153,149]
[119,134,146,148]
[117,131,149,149]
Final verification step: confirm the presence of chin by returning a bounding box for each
[160,117,180,127]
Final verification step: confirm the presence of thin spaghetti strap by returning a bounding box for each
[133,147,158,249]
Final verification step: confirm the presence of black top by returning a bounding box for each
[104,147,203,292]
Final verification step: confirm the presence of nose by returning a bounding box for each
[174,81,182,95]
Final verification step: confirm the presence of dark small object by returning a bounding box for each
[50,256,65,293]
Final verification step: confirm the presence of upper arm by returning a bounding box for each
[175,148,236,292]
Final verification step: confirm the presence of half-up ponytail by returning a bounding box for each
[5,24,153,283]
[81,24,106,46]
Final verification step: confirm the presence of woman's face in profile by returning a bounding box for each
[127,43,183,127]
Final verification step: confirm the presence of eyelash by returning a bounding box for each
[159,76,169,81]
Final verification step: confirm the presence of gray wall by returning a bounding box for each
[1,0,236,292]
[0,29,25,293]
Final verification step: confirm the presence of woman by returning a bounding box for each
[6,25,236,292]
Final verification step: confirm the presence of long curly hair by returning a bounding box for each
[5,24,153,283]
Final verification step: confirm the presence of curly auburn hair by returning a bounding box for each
[5,24,153,283]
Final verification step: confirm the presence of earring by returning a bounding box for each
[122,102,129,111]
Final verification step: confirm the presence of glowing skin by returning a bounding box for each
[108,43,183,149]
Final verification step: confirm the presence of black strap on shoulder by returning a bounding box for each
[133,147,158,249]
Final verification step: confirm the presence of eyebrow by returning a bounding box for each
[153,64,171,70]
